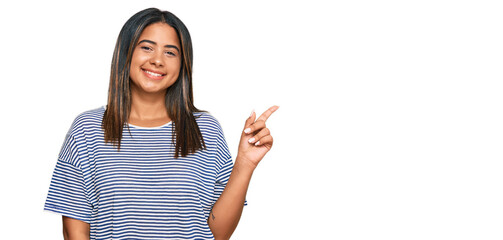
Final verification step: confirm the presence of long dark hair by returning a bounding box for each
[102,8,206,158]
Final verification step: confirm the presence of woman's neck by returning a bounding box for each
[129,86,170,124]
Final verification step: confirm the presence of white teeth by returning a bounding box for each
[144,70,163,77]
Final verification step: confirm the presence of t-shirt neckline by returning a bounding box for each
[101,105,173,129]
[127,121,173,129]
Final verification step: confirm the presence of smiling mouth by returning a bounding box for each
[141,68,166,79]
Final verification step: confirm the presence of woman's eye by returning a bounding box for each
[140,46,152,51]
[165,51,176,56]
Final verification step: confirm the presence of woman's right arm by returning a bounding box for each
[62,216,90,240]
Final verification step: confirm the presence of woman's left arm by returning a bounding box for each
[208,106,279,240]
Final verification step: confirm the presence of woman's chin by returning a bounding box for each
[132,84,166,94]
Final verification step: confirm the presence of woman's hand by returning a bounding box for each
[236,105,279,169]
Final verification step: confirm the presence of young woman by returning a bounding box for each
[44,8,278,240]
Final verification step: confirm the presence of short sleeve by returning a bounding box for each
[212,122,248,206]
[44,133,92,223]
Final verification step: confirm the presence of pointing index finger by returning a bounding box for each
[257,105,279,122]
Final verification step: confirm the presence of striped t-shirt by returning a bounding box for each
[44,106,243,239]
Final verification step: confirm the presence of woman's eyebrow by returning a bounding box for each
[138,39,180,52]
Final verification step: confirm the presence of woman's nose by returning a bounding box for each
[149,53,164,67]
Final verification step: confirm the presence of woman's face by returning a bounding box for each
[129,22,181,94]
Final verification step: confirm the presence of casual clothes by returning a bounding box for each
[44,106,243,239]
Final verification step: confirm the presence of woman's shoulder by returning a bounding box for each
[76,105,106,119]
[194,111,218,123]
[193,111,225,134]
[74,106,105,124]
[68,106,106,134]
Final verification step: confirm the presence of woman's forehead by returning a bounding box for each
[139,22,180,47]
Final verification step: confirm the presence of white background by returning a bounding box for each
[1,0,502,239]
